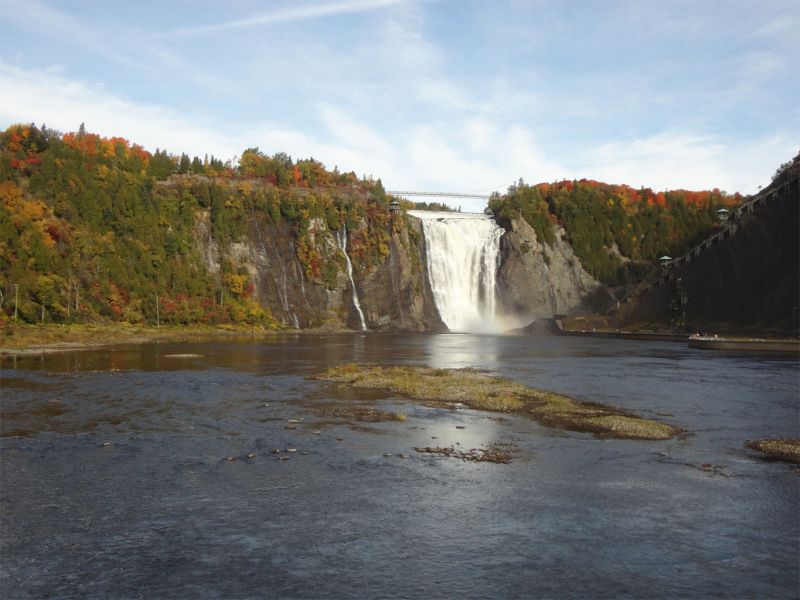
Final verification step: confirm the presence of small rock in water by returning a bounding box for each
[285,424,297,430]
[455,426,465,430]
[225,456,237,462]
[286,448,297,453]
[101,442,112,447]
[431,436,438,440]
[336,437,344,441]
[247,453,256,459]
[279,456,291,461]
[271,449,281,454]
[383,453,393,457]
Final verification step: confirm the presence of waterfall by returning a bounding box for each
[409,210,504,333]
[337,226,367,332]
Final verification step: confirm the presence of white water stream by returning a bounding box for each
[409,211,504,333]
[337,226,367,332]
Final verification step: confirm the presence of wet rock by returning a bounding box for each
[247,453,256,459]
[745,438,800,464]
[455,426,465,429]
[414,442,518,464]
[684,462,731,477]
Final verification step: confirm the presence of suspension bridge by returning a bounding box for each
[387,191,493,200]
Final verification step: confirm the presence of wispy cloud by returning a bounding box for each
[167,0,404,38]
[577,131,796,194]
[1,0,795,205]
[2,0,145,72]
[0,64,241,160]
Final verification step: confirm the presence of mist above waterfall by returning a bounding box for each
[409,211,504,333]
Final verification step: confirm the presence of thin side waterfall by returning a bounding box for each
[409,210,504,333]
[337,226,367,332]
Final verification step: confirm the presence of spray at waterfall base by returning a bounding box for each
[408,211,534,334]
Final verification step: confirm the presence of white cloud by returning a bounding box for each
[578,131,797,194]
[167,0,403,38]
[318,105,393,157]
[0,64,241,160]
[1,64,793,211]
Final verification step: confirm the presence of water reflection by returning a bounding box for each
[1,334,798,598]
[425,333,500,369]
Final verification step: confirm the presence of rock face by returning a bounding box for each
[196,210,445,331]
[613,172,799,334]
[359,217,446,332]
[195,206,602,332]
[495,216,600,325]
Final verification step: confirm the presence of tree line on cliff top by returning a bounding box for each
[1,122,746,325]
[489,177,742,286]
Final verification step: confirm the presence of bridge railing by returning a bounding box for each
[387,191,491,200]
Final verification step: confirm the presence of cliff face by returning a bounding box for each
[197,207,599,332]
[613,172,799,334]
[358,217,446,332]
[495,216,600,324]
[196,209,444,331]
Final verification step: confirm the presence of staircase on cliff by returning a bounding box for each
[611,158,800,333]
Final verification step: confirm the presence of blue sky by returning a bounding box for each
[1,0,797,211]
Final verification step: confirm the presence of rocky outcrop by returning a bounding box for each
[196,209,444,331]
[359,218,446,332]
[495,216,600,324]
[195,201,600,333]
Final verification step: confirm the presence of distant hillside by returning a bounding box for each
[0,123,421,328]
[489,177,742,288]
[1,122,785,331]
[611,152,800,335]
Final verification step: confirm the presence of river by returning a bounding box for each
[1,333,798,598]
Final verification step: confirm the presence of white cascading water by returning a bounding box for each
[409,210,504,333]
[336,226,367,332]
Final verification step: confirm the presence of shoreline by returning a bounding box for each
[0,323,361,357]
[559,326,799,352]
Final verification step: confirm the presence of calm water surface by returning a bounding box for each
[1,334,798,599]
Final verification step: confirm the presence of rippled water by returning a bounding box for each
[1,334,798,599]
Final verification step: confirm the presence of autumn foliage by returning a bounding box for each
[0,123,393,326]
[490,177,742,286]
